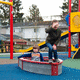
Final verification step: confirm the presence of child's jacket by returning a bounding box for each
[45,27,61,45]
[18,52,44,61]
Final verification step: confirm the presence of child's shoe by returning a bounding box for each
[55,59,60,63]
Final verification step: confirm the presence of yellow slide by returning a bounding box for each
[15,31,76,52]
[71,44,78,51]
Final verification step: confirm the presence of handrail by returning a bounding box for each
[0,1,13,6]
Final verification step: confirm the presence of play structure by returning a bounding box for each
[66,0,80,59]
[0,0,13,59]
[0,0,80,77]
[18,31,76,52]
[17,0,80,59]
[18,0,80,76]
[0,0,80,59]
[18,57,63,76]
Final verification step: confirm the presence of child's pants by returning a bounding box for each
[46,43,58,59]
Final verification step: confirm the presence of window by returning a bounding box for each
[34,28,38,32]
[13,29,15,32]
[34,28,36,32]
[19,28,21,32]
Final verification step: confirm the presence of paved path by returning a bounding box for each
[0,59,18,64]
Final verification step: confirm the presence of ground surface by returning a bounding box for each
[63,59,80,69]
[0,59,18,64]
[0,52,80,80]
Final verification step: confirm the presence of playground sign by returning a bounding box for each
[70,12,80,32]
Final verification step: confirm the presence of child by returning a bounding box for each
[45,20,61,63]
[18,44,44,61]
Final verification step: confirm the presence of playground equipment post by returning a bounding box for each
[0,0,13,59]
[68,0,71,58]
[10,0,13,59]
[79,0,80,47]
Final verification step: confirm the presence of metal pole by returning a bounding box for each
[68,0,71,58]
[78,0,80,47]
[10,0,13,59]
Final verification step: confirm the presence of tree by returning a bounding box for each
[60,0,78,20]
[72,0,78,12]
[0,0,10,25]
[0,0,24,25]
[13,0,24,23]
[27,4,43,22]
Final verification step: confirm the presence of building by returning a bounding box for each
[0,34,27,53]
[1,20,68,41]
[0,20,78,47]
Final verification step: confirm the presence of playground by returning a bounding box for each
[0,52,80,80]
[0,0,80,79]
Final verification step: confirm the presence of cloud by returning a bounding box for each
[20,0,64,20]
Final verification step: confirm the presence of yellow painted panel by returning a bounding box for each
[70,12,80,32]
[71,44,78,51]
[0,1,13,6]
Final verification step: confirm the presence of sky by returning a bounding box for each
[20,0,64,20]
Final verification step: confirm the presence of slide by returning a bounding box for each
[16,31,76,52]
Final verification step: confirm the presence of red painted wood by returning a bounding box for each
[51,64,58,75]
[78,0,80,47]
[19,58,63,65]
[10,0,13,59]
[78,34,80,47]
[68,0,71,58]
[79,0,80,11]
[16,42,27,45]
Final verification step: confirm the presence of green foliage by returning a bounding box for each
[0,0,10,18]
[27,4,43,22]
[13,0,24,23]
[13,0,23,18]
[0,0,23,25]
[60,0,78,20]
[72,0,78,12]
